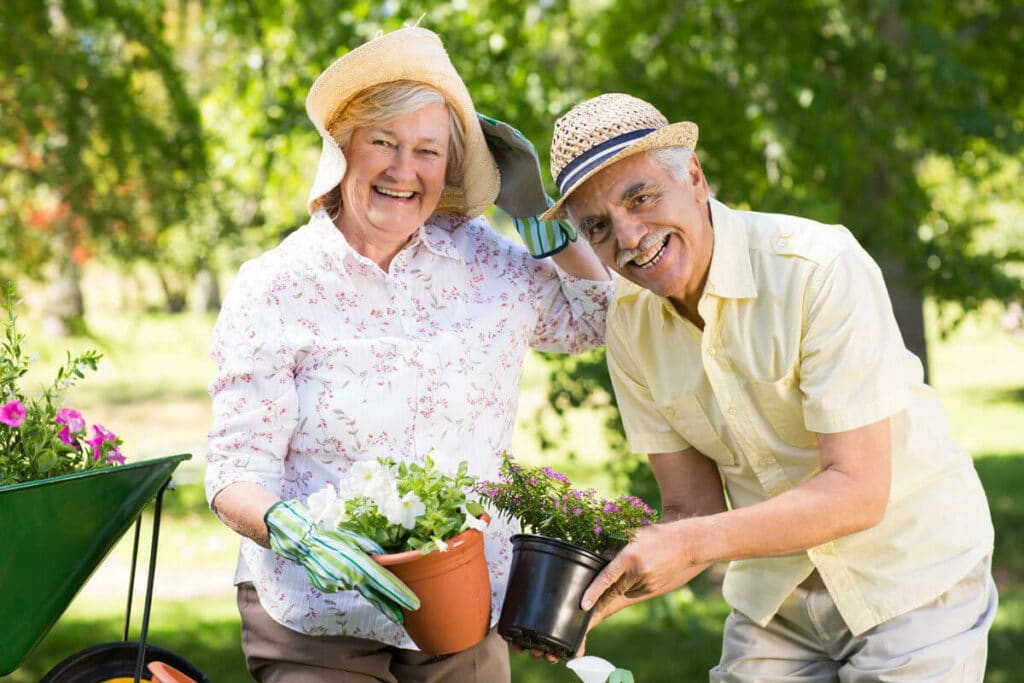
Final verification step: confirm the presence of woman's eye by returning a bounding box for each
[371,138,392,147]
[419,148,440,157]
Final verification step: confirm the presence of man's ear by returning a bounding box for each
[688,152,710,203]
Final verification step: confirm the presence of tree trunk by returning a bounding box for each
[191,268,221,313]
[42,232,85,339]
[877,255,929,384]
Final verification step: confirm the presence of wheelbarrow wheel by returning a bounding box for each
[41,641,209,683]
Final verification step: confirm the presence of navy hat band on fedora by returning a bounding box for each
[555,128,656,196]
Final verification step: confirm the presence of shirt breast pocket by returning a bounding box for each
[749,370,818,449]
[657,394,737,467]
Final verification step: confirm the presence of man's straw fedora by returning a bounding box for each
[539,93,698,222]
[305,27,499,217]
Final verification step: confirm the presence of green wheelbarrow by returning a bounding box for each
[0,453,210,682]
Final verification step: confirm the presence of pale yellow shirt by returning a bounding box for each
[607,198,994,634]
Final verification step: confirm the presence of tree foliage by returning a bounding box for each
[2,1,1021,487]
[0,0,206,295]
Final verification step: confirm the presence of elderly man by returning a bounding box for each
[539,93,997,681]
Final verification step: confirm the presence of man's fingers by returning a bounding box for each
[580,554,627,610]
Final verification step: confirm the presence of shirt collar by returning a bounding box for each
[310,209,469,266]
[611,198,758,322]
[417,214,467,262]
[705,198,757,301]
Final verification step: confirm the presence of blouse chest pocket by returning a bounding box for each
[657,394,737,467]
[749,369,818,449]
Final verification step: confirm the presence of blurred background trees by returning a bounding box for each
[2,0,1021,491]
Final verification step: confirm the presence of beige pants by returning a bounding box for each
[236,583,511,682]
[711,555,997,683]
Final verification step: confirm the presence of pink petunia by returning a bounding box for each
[0,399,26,427]
[55,408,86,432]
[85,423,120,461]
[55,408,87,446]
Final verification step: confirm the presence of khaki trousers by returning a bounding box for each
[711,555,997,682]
[236,583,511,682]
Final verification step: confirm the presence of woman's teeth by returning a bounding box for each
[375,186,415,199]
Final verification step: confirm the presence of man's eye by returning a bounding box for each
[585,221,608,240]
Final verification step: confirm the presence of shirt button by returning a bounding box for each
[707,346,717,357]
[728,407,737,416]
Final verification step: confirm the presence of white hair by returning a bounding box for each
[648,146,694,181]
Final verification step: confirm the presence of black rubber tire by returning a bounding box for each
[40,641,210,683]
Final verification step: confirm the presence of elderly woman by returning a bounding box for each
[205,27,611,682]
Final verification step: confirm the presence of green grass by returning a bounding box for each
[5,301,1024,682]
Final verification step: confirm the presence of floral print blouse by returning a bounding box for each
[206,210,612,647]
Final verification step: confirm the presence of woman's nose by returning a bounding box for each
[387,148,416,182]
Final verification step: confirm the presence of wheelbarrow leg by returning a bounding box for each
[129,480,169,683]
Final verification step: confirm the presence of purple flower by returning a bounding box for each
[541,466,570,484]
[0,399,26,427]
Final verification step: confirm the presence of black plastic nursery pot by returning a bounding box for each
[498,534,609,659]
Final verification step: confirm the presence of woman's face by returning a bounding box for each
[337,102,451,262]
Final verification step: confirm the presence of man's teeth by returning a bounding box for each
[376,186,415,199]
[634,237,668,268]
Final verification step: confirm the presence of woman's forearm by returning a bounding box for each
[550,239,611,280]
[210,481,282,548]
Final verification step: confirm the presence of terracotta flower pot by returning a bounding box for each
[498,534,609,659]
[373,514,491,655]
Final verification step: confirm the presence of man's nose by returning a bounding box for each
[613,214,647,250]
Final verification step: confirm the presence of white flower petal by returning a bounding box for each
[464,514,487,531]
[567,656,616,683]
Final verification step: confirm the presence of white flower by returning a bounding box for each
[383,490,426,530]
[435,538,449,552]
[349,459,395,500]
[307,485,348,529]
[464,513,487,531]
[567,656,616,683]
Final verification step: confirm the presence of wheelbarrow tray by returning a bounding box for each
[0,453,191,675]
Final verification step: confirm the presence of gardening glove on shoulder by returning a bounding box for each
[478,113,577,258]
[264,499,420,624]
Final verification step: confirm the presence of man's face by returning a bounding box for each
[566,151,714,309]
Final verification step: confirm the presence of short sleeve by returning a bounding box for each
[528,259,613,354]
[799,246,912,433]
[607,316,691,455]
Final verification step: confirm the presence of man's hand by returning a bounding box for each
[477,113,576,257]
[580,521,709,627]
[265,500,420,623]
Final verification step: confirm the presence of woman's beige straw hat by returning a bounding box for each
[539,93,698,221]
[305,26,499,217]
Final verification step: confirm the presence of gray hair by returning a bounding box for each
[321,80,465,220]
[648,146,694,182]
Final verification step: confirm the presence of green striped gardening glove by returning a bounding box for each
[264,500,420,624]
[478,113,577,258]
